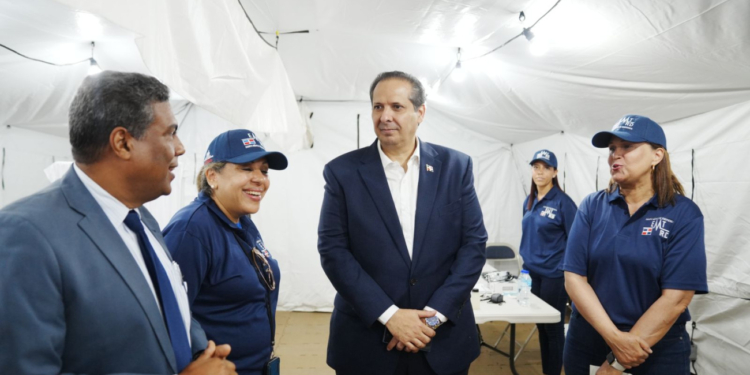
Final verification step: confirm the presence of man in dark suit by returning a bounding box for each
[0,71,236,375]
[318,71,488,375]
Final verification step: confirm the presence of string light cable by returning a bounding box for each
[464,0,562,62]
[0,42,91,66]
[425,0,562,96]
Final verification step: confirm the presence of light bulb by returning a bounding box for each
[87,58,102,76]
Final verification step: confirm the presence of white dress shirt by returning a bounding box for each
[375,140,447,325]
[74,164,191,344]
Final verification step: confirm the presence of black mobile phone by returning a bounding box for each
[263,356,280,375]
[382,328,431,352]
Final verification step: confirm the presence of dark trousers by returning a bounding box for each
[335,352,469,375]
[529,271,567,375]
[564,309,691,375]
[394,351,469,375]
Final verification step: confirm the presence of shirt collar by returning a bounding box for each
[377,138,420,170]
[199,191,254,231]
[73,163,135,225]
[538,185,560,202]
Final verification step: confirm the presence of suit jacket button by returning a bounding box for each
[410,279,417,286]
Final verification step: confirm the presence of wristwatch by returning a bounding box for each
[606,351,626,371]
[425,316,442,330]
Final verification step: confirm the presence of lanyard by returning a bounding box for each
[232,232,276,353]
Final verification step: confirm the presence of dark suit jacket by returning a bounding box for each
[0,167,207,374]
[318,140,488,375]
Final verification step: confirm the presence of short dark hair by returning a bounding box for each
[69,71,170,164]
[369,71,426,111]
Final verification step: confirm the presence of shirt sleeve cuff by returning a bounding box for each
[424,306,448,323]
[378,305,399,325]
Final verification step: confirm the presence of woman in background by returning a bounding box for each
[519,149,577,375]
[164,129,288,375]
[563,115,707,375]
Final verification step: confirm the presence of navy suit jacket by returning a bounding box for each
[318,140,488,375]
[0,167,207,374]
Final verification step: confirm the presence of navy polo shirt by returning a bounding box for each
[520,185,578,278]
[563,188,708,327]
[163,192,280,375]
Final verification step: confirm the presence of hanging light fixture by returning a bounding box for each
[523,28,548,56]
[87,41,102,76]
[451,47,466,82]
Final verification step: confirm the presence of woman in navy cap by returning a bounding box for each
[562,115,708,375]
[163,129,288,375]
[520,149,577,375]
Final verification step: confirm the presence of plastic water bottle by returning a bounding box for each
[518,270,532,307]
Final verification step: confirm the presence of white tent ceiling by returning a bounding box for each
[1,1,749,374]
[3,0,750,141]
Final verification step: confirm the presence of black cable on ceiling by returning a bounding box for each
[238,0,277,50]
[428,0,563,93]
[462,0,564,62]
[0,42,90,66]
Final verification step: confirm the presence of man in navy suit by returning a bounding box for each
[0,71,236,375]
[318,71,488,375]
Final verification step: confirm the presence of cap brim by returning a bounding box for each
[225,151,288,170]
[529,158,555,168]
[591,131,648,148]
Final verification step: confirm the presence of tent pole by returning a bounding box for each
[691,149,695,200]
[357,114,360,149]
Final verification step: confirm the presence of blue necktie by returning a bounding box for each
[124,210,192,372]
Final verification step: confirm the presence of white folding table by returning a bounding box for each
[474,282,561,375]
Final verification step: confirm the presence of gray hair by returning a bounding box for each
[196,162,227,196]
[68,71,170,164]
[369,71,426,111]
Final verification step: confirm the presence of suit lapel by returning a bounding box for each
[358,142,411,266]
[61,167,177,373]
[411,142,442,271]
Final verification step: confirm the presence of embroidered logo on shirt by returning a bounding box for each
[426,164,434,172]
[644,217,673,239]
[642,227,653,236]
[256,239,271,258]
[540,206,557,219]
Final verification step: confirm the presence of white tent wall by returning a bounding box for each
[0,126,72,207]
[2,0,750,372]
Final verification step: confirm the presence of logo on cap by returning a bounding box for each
[536,151,550,160]
[204,150,213,164]
[613,117,635,131]
[241,132,264,149]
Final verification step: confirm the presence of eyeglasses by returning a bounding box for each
[251,247,276,291]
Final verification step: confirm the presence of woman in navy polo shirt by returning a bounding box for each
[520,149,577,375]
[563,115,708,375]
[163,129,287,375]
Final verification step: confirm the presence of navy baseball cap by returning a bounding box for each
[530,149,557,168]
[592,115,667,150]
[203,129,288,170]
